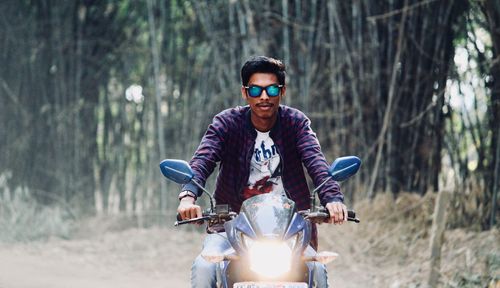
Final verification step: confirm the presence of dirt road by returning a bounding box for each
[0,228,192,288]
[0,226,370,288]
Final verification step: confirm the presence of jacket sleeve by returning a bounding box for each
[295,115,344,206]
[181,113,227,198]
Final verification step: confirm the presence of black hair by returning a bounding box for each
[240,56,286,86]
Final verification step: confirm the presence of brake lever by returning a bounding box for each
[174,215,210,226]
[348,217,360,223]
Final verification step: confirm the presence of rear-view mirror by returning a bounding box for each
[159,159,194,184]
[328,156,361,182]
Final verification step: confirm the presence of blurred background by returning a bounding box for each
[0,0,499,287]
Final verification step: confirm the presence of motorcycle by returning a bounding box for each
[159,156,361,288]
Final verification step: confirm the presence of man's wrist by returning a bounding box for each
[322,196,344,206]
[178,190,196,201]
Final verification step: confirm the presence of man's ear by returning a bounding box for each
[241,86,248,101]
[281,85,286,97]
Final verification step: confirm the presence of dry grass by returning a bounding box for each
[319,191,499,287]
[0,188,74,242]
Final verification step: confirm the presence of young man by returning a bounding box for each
[177,56,346,287]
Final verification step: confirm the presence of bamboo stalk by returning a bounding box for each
[427,189,451,287]
[368,0,409,199]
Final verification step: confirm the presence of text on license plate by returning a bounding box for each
[233,282,308,288]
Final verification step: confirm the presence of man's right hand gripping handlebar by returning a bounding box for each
[176,193,203,225]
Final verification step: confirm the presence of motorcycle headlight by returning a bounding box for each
[242,235,293,278]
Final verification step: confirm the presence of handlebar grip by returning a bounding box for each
[347,210,355,218]
[347,210,360,223]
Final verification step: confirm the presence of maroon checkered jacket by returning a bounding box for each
[182,105,343,248]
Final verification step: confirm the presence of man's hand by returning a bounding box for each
[177,196,202,220]
[325,202,347,225]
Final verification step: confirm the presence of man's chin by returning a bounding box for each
[253,111,276,119]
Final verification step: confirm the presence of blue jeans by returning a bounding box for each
[305,245,329,287]
[190,233,328,288]
[191,233,231,288]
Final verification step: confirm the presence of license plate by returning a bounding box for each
[233,282,307,288]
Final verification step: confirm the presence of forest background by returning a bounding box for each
[0,0,499,286]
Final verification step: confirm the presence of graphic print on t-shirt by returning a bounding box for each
[243,131,284,200]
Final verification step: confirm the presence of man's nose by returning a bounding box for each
[260,89,270,99]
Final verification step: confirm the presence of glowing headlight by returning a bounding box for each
[243,236,293,278]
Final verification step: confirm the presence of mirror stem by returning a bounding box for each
[191,179,215,212]
[310,176,332,211]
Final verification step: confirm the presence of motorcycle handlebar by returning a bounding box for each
[347,210,360,222]
[175,209,360,226]
[302,209,360,223]
[174,215,209,226]
[175,208,237,226]
[175,212,210,226]
[347,210,360,223]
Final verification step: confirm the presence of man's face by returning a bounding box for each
[241,73,285,123]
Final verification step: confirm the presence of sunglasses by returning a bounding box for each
[243,84,283,98]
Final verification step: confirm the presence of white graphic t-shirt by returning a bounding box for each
[242,130,284,200]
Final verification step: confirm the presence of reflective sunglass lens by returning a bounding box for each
[266,85,280,96]
[248,86,263,97]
